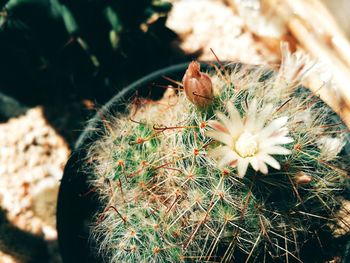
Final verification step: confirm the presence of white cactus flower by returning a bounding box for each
[278,42,316,85]
[317,136,345,161]
[206,100,293,178]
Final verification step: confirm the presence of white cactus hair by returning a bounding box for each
[278,42,317,85]
[86,43,349,262]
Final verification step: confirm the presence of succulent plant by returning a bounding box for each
[87,44,349,262]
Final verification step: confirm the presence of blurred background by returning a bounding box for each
[0,0,350,262]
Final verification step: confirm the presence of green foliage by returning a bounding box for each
[0,0,179,104]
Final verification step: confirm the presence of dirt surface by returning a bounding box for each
[167,0,278,63]
[0,107,70,263]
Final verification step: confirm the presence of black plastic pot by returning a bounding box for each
[57,62,195,263]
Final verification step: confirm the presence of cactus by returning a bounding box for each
[87,44,349,262]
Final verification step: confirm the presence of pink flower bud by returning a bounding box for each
[294,172,312,185]
[182,61,214,107]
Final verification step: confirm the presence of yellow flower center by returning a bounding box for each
[235,132,258,157]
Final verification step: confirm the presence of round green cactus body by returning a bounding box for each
[88,47,349,262]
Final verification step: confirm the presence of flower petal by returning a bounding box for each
[259,154,281,170]
[207,120,229,133]
[258,160,268,174]
[218,151,238,168]
[208,146,230,159]
[259,136,294,148]
[264,146,291,155]
[271,127,289,137]
[245,99,258,132]
[256,103,274,130]
[205,130,232,146]
[227,102,243,128]
[249,157,259,171]
[259,116,288,139]
[216,112,236,134]
[237,158,249,178]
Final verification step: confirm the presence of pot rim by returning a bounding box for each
[74,62,195,149]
